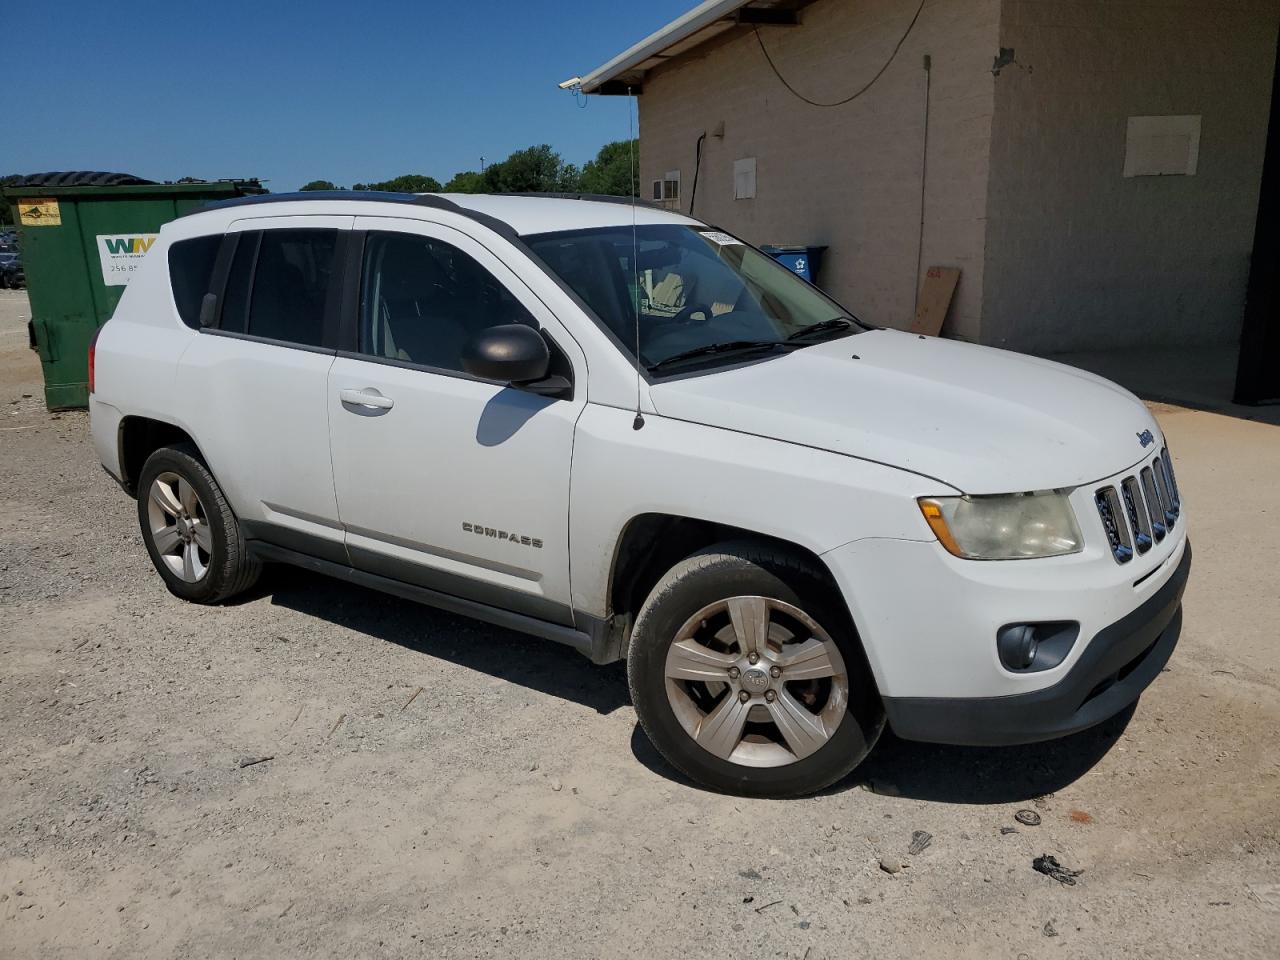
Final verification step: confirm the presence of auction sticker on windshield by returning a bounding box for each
[96,234,159,287]
[700,231,743,246]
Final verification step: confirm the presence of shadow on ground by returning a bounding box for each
[629,705,1135,804]
[848,704,1135,803]
[260,565,1131,803]
[261,565,630,715]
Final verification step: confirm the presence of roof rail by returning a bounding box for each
[201,190,466,214]
[189,190,522,240]
[492,191,661,209]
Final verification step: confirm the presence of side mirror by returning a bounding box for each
[462,324,550,384]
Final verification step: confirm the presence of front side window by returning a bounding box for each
[525,225,860,375]
[220,229,337,347]
[359,231,536,373]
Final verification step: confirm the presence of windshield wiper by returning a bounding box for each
[647,340,787,373]
[786,317,855,342]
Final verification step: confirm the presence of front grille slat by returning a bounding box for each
[1160,446,1181,516]
[1139,467,1167,542]
[1121,477,1153,554]
[1152,456,1177,527]
[1095,486,1133,563]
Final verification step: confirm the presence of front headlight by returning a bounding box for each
[918,492,1083,560]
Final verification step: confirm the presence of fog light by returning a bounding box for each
[997,622,1080,673]
[999,625,1039,670]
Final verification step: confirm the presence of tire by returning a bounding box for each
[628,541,884,798]
[136,443,261,604]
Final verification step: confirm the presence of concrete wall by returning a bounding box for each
[638,0,1001,340]
[983,0,1280,353]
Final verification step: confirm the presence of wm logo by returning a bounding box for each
[103,237,156,255]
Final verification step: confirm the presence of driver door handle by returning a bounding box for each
[339,388,394,410]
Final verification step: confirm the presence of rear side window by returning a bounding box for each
[168,235,221,329]
[220,229,338,347]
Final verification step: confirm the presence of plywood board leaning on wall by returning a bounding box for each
[911,267,961,337]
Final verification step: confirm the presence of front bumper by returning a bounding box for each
[882,541,1191,746]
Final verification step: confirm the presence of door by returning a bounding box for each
[176,216,351,562]
[327,217,586,624]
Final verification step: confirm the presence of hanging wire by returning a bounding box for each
[753,0,927,108]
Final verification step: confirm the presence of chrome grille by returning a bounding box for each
[1095,448,1181,564]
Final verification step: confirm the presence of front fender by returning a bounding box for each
[568,405,949,618]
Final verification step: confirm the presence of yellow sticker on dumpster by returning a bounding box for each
[18,198,61,226]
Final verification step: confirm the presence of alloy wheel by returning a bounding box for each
[146,471,211,583]
[663,596,849,768]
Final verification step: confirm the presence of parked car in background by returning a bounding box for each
[88,192,1190,797]
[0,251,24,289]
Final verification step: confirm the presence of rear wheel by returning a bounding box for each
[628,542,883,797]
[136,444,260,603]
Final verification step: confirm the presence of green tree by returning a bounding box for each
[443,170,485,193]
[352,174,443,193]
[482,145,579,194]
[299,179,339,191]
[578,139,639,197]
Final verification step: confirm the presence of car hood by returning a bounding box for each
[648,329,1159,494]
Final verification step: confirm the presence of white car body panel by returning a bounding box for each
[177,332,343,545]
[327,216,588,618]
[568,403,949,622]
[650,330,1164,494]
[89,239,197,478]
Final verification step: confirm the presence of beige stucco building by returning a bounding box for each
[575,0,1280,364]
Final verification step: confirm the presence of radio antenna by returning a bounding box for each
[628,87,645,431]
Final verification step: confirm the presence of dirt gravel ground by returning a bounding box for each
[2,287,1278,959]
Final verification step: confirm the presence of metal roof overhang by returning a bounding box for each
[575,0,816,94]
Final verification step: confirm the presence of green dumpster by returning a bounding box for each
[2,172,264,410]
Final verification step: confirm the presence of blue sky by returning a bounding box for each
[5,0,692,191]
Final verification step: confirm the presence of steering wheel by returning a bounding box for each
[673,301,715,323]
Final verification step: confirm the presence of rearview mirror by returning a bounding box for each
[462,324,550,384]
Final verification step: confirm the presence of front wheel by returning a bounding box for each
[627,542,884,798]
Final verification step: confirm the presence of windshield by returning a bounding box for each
[525,225,860,373]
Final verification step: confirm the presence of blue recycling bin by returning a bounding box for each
[762,244,827,284]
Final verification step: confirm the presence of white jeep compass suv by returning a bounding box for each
[90,192,1190,797]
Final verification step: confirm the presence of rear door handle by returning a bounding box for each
[339,388,394,410]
